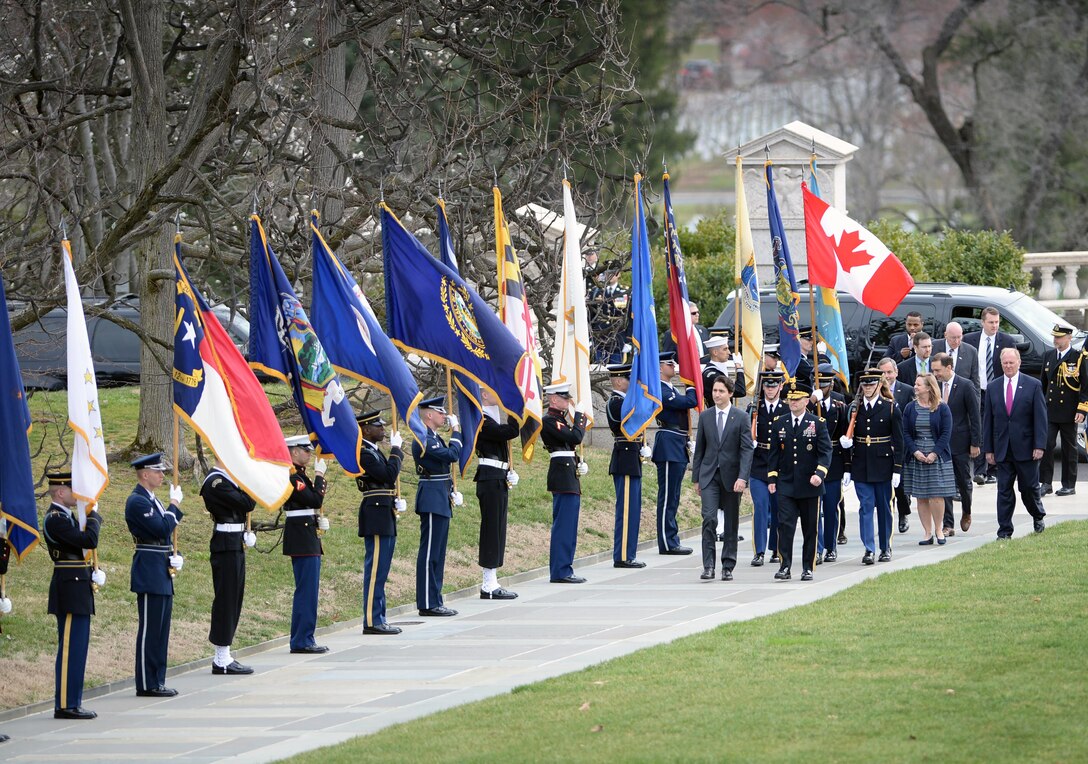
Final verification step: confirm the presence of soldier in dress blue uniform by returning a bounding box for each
[1039,324,1088,497]
[412,396,462,616]
[747,370,787,565]
[607,363,650,568]
[794,328,816,386]
[474,388,521,599]
[356,410,404,635]
[201,459,257,675]
[124,453,184,698]
[768,381,832,581]
[42,470,102,719]
[809,364,848,563]
[282,435,329,654]
[841,368,904,565]
[541,382,590,582]
[652,352,698,555]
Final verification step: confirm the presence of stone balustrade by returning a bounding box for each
[1023,251,1088,320]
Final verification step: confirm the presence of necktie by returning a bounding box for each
[942,381,950,402]
[794,417,801,429]
[1006,378,1014,415]
[986,337,994,384]
[717,410,726,439]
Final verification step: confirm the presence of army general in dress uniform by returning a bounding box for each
[607,363,649,569]
[474,388,522,599]
[356,410,404,635]
[1039,324,1088,497]
[282,435,329,654]
[124,453,184,698]
[541,382,590,583]
[43,470,102,720]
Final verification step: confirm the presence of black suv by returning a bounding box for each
[12,297,249,391]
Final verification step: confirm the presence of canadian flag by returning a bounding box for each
[803,183,914,315]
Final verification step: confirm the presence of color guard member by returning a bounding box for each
[283,435,329,654]
[747,370,786,565]
[1039,324,1088,497]
[474,388,521,599]
[607,363,650,568]
[652,352,697,555]
[541,382,590,582]
[809,365,848,562]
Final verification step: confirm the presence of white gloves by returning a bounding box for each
[640,445,652,459]
[314,458,328,476]
[317,516,330,531]
[840,436,853,449]
[390,431,403,449]
[687,439,696,457]
[507,470,520,487]
[169,554,184,571]
[575,399,590,416]
[243,531,257,548]
[0,597,12,614]
[842,472,852,488]
[394,498,408,513]
[447,414,460,431]
[91,569,106,587]
[169,484,183,504]
[811,389,824,403]
[451,491,464,507]
[892,473,901,489]
[817,341,827,354]
[577,461,589,476]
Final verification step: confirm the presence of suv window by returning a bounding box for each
[950,305,1024,338]
[92,318,142,364]
[866,301,939,348]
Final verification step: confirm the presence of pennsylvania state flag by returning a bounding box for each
[248,215,362,475]
[381,204,527,422]
[766,162,802,378]
[309,212,427,447]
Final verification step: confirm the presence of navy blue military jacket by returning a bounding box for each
[201,469,256,552]
[846,396,904,483]
[747,397,787,480]
[607,392,642,477]
[702,362,747,407]
[768,411,832,498]
[283,466,325,557]
[125,485,182,596]
[473,414,520,482]
[1041,347,1088,423]
[43,503,101,616]
[652,382,697,464]
[809,396,849,480]
[412,428,462,518]
[541,407,587,493]
[357,441,403,537]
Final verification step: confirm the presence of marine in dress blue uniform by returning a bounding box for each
[607,363,647,568]
[282,435,328,654]
[809,365,848,562]
[474,388,522,599]
[412,396,462,616]
[43,471,101,720]
[124,454,183,697]
[356,411,404,635]
[652,352,697,555]
[768,382,832,580]
[747,370,786,565]
[541,383,589,582]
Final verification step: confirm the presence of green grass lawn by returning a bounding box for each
[0,386,706,710]
[289,521,1088,764]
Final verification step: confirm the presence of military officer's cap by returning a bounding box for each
[704,336,730,350]
[786,380,813,400]
[131,453,169,471]
[708,326,732,339]
[544,382,573,399]
[659,351,677,365]
[761,371,785,385]
[817,352,831,364]
[602,258,624,272]
[817,362,836,377]
[420,396,448,414]
[285,434,314,450]
[356,410,387,427]
[763,344,781,359]
[1052,324,1074,337]
[607,363,632,376]
[45,470,73,486]
[798,326,814,340]
[859,368,883,385]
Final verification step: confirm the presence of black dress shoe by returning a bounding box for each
[0,733,9,742]
[1056,487,1076,497]
[985,475,997,484]
[419,606,459,616]
[700,567,715,580]
[1039,483,1053,496]
[837,534,847,545]
[662,546,693,555]
[549,575,586,584]
[814,554,822,566]
[136,686,178,697]
[54,707,96,720]
[613,560,646,569]
[878,550,892,562]
[824,551,837,562]
[750,553,765,567]
[898,518,909,534]
[363,623,402,635]
[774,567,791,580]
[290,645,329,654]
[800,570,813,581]
[212,660,254,675]
[1034,519,1046,533]
[973,474,986,486]
[721,569,733,581]
[769,553,781,563]
[862,551,875,565]
[480,587,518,600]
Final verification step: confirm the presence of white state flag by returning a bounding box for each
[63,241,109,527]
[552,178,593,424]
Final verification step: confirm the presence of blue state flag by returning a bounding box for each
[381,204,527,422]
[766,163,802,378]
[436,200,484,477]
[309,213,426,447]
[248,215,363,475]
[0,272,38,559]
[620,174,662,439]
[808,159,851,389]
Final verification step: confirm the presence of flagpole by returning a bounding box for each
[734,155,743,395]
[808,150,821,393]
[170,413,180,578]
[446,366,457,490]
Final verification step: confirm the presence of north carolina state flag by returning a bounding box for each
[803,183,914,315]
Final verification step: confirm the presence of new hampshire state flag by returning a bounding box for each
[248,215,362,476]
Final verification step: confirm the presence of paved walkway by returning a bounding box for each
[1,483,1083,763]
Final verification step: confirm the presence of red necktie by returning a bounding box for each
[1006,378,1013,415]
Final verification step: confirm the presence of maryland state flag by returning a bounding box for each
[174,239,292,509]
[0,272,37,559]
[248,215,362,476]
[495,186,544,461]
[382,204,527,423]
[662,171,704,409]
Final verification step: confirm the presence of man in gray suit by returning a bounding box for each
[933,321,979,389]
[692,374,754,581]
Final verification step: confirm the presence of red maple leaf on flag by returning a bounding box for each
[836,228,873,272]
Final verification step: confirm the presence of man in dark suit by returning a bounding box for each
[879,357,914,533]
[983,347,1048,538]
[356,410,404,635]
[692,374,753,580]
[883,311,923,361]
[607,363,650,569]
[933,353,981,535]
[652,352,698,555]
[933,321,979,387]
[965,306,1018,484]
[662,301,711,357]
[1039,324,1088,497]
[282,435,328,654]
[896,331,934,387]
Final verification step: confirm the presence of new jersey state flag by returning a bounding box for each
[248,215,362,476]
[174,239,292,509]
